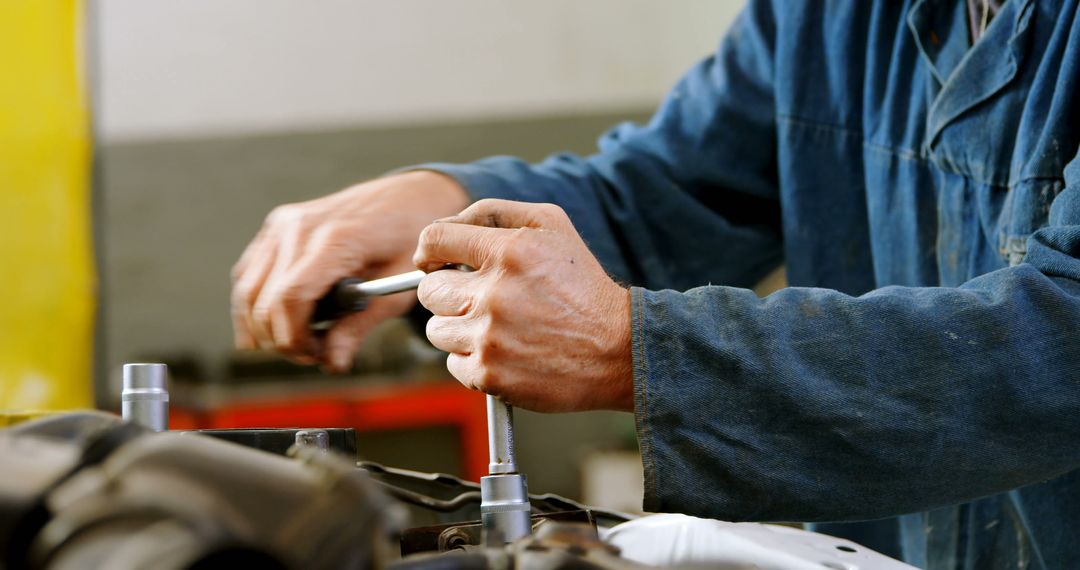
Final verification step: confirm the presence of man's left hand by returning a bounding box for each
[413,199,633,413]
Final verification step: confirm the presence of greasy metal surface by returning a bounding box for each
[187,427,357,459]
[400,511,596,555]
[294,429,330,451]
[357,461,635,529]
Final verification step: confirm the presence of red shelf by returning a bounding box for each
[170,381,489,481]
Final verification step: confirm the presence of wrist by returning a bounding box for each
[395,170,470,215]
[602,285,635,412]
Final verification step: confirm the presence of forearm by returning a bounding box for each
[416,150,782,291]
[632,269,1080,522]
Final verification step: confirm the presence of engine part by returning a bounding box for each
[294,428,330,450]
[392,520,643,570]
[1,414,916,569]
[400,510,596,555]
[0,414,398,570]
[479,472,531,545]
[187,427,357,458]
[121,363,169,432]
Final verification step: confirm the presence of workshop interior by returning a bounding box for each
[2,1,947,569]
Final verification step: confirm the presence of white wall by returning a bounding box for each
[96,0,743,142]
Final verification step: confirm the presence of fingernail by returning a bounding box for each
[433,215,460,224]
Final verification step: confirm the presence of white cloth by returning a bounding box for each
[604,514,916,570]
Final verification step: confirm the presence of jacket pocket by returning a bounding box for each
[996,178,1065,266]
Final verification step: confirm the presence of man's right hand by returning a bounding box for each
[230,171,469,372]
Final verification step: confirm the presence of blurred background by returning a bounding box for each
[2,0,743,509]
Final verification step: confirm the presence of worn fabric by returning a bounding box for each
[416,1,1080,568]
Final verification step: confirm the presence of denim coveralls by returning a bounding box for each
[421,1,1080,567]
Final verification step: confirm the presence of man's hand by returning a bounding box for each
[231,171,469,372]
[414,199,633,413]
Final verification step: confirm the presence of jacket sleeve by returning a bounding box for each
[633,146,1080,522]
[413,1,784,291]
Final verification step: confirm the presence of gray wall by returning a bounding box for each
[96,0,739,141]
[100,111,648,498]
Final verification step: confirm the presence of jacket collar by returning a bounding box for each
[907,0,1035,148]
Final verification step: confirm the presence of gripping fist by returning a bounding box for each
[414,199,633,412]
[231,171,468,371]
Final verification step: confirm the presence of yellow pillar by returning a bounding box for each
[0,0,94,410]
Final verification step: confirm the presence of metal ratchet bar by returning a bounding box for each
[340,270,425,297]
[310,270,425,330]
[312,267,477,330]
[487,396,517,474]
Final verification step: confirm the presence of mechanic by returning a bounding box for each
[231,1,1079,568]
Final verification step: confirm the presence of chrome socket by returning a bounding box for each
[121,363,169,432]
[480,472,531,544]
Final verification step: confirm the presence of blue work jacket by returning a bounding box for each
[420,1,1080,567]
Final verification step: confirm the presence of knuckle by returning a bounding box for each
[476,339,501,363]
[230,260,246,282]
[267,204,293,225]
[496,230,539,269]
[417,224,443,253]
[474,368,501,394]
[490,233,524,268]
[262,290,297,321]
[231,282,250,303]
[270,203,312,229]
[310,221,338,244]
[476,287,501,315]
[448,359,477,391]
[425,315,449,342]
[276,283,306,306]
[234,281,260,307]
[416,283,440,313]
[465,199,510,228]
[418,222,439,242]
[322,220,357,244]
[472,198,500,213]
[416,276,435,305]
[539,203,571,228]
[275,334,302,352]
[251,299,272,326]
[425,317,440,340]
[474,319,500,357]
[537,202,562,219]
[467,357,492,389]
